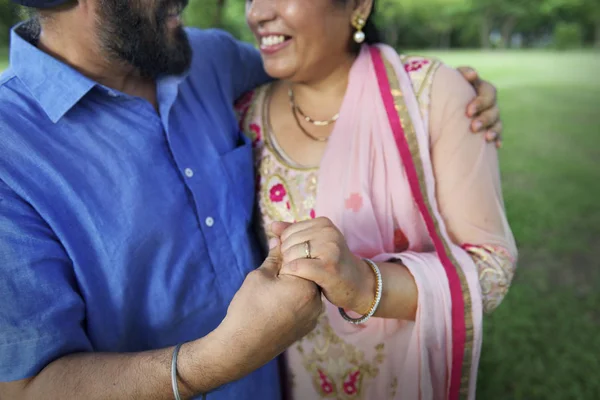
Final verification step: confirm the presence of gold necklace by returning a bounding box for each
[288,87,339,126]
[290,102,329,142]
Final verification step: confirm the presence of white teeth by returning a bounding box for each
[261,35,286,47]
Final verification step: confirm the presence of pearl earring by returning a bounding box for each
[352,16,366,44]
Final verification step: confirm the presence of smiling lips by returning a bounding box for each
[259,35,291,54]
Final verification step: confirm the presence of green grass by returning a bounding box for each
[0,48,7,72]
[422,50,600,399]
[1,50,599,398]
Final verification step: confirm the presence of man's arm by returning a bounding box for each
[1,331,234,400]
[0,180,321,399]
[195,29,272,100]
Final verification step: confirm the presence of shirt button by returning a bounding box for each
[205,217,215,227]
[184,168,194,178]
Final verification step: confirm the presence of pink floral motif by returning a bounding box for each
[345,193,363,212]
[269,184,287,203]
[249,123,262,146]
[404,59,430,73]
[343,370,361,395]
[234,91,254,113]
[310,209,316,219]
[234,91,255,130]
[317,369,334,395]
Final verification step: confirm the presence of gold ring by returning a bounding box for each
[304,240,312,259]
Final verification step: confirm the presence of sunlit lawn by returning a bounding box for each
[422,50,600,399]
[1,50,599,399]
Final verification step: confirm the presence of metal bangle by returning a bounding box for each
[171,343,207,400]
[338,258,383,325]
[171,343,183,400]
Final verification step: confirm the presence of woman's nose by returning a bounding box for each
[246,0,277,26]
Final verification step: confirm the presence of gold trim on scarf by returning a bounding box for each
[381,55,475,400]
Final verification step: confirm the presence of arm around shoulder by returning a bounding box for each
[187,28,271,100]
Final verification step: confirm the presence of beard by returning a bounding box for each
[96,0,192,78]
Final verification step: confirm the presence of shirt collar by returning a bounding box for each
[10,21,97,123]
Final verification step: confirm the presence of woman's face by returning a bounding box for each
[246,0,357,83]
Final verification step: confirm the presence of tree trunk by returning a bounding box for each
[500,16,517,48]
[213,0,227,28]
[480,13,492,49]
[440,30,451,49]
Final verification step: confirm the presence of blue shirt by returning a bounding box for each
[0,23,278,399]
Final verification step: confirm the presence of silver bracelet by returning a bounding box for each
[172,343,207,400]
[338,258,383,325]
[171,343,183,400]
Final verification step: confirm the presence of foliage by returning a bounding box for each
[0,0,21,45]
[554,21,583,49]
[1,0,599,49]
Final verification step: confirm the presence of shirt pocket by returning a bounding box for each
[219,132,255,223]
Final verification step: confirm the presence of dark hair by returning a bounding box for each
[362,1,381,45]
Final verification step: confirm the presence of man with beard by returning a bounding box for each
[0,0,503,399]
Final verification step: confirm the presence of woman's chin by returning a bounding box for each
[263,63,296,81]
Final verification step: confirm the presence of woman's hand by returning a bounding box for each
[457,66,503,148]
[271,218,377,315]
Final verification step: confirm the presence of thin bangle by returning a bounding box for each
[339,258,383,324]
[171,343,183,400]
[172,343,207,400]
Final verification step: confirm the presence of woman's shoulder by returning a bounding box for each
[234,82,272,131]
[398,54,443,96]
[234,83,270,115]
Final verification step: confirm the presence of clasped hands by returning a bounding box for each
[270,218,376,316]
[219,218,375,380]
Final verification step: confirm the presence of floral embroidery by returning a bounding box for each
[270,183,287,202]
[234,91,255,130]
[345,193,363,212]
[318,369,335,395]
[343,370,361,395]
[235,91,254,113]
[298,314,385,399]
[463,244,516,314]
[404,58,430,73]
[249,123,262,147]
[390,377,399,398]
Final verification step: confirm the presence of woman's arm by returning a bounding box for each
[429,64,518,314]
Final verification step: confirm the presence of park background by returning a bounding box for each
[1,0,599,398]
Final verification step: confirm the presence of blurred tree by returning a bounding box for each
[582,0,600,48]
[0,0,22,46]
[1,0,598,50]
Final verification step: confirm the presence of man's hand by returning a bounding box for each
[273,218,372,315]
[218,236,323,379]
[458,66,503,148]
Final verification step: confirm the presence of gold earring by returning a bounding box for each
[352,15,366,44]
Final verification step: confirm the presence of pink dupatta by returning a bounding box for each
[314,45,483,399]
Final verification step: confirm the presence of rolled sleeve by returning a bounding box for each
[0,180,92,381]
